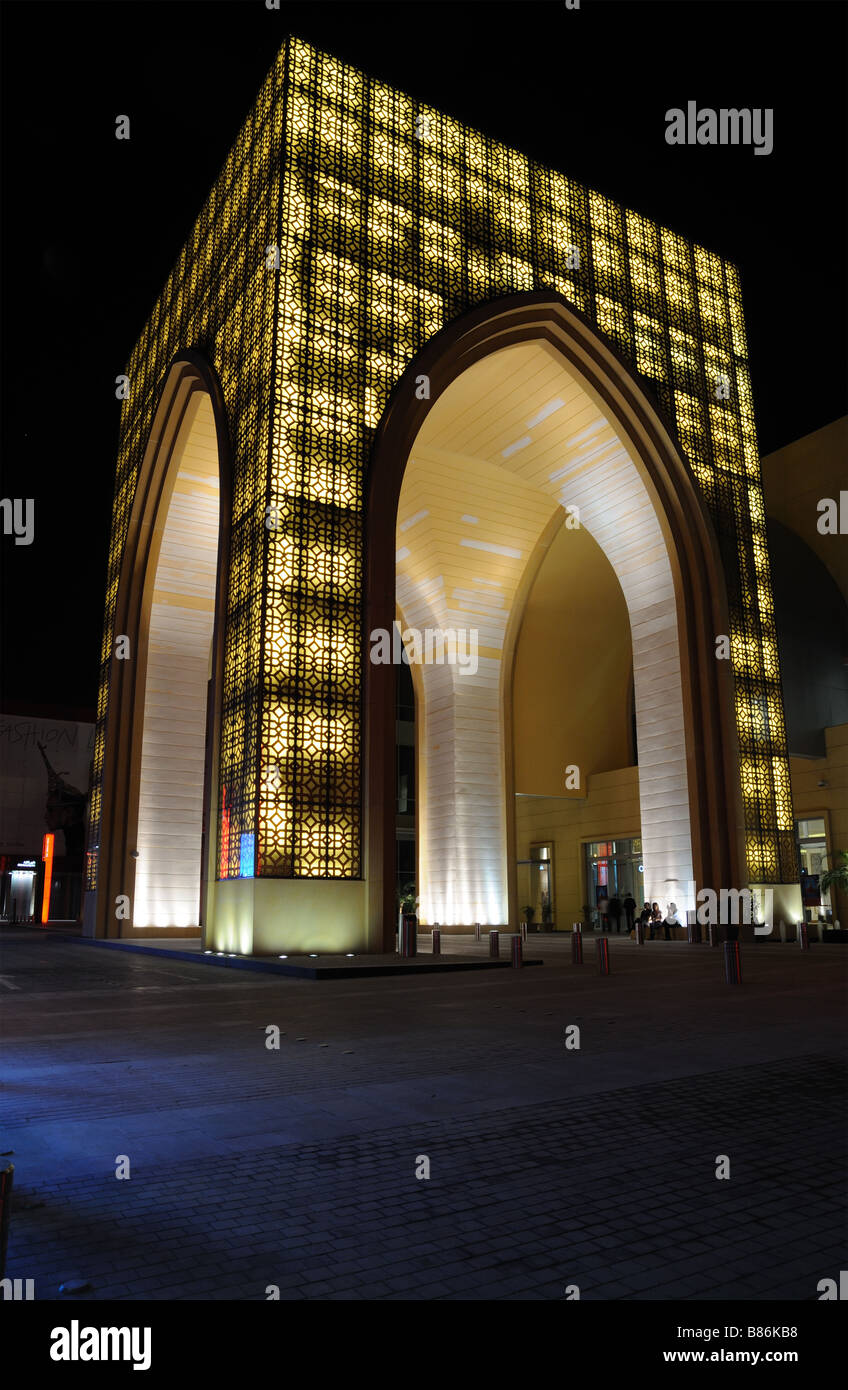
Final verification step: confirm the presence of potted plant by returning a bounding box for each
[523,905,536,932]
[398,883,419,924]
[820,851,848,940]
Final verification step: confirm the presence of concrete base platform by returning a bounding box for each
[45,931,543,979]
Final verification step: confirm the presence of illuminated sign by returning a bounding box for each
[41,832,54,924]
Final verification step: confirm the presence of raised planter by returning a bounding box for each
[821,927,848,943]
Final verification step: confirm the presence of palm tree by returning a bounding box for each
[820,850,848,900]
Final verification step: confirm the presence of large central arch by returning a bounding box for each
[365,295,746,942]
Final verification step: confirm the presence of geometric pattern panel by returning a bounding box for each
[87,60,286,889]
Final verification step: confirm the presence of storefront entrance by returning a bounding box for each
[517,844,555,930]
[585,838,644,927]
[797,817,833,924]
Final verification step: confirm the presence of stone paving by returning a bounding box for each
[1,927,846,1300]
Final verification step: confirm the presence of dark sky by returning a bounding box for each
[1,0,846,712]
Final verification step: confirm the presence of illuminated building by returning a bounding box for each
[85,37,801,952]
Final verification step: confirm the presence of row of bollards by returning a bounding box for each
[483,928,525,968]
[572,917,746,983]
[404,916,812,983]
[401,920,526,966]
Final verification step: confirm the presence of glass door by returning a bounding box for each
[584,838,644,927]
[516,842,556,930]
[796,817,831,922]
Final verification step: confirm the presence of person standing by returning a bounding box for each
[623,893,637,935]
[608,895,622,933]
[598,893,610,932]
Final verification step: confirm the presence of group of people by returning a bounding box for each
[597,894,683,940]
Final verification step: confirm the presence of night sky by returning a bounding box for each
[1,0,846,712]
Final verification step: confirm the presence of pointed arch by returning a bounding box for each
[93,352,232,939]
[364,293,746,944]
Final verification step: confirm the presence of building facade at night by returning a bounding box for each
[86,36,803,953]
[1,709,93,925]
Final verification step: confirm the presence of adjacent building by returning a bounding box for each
[0,707,93,923]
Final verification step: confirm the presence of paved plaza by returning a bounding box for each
[1,928,846,1300]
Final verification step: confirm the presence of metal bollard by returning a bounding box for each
[597,937,610,975]
[571,923,583,965]
[520,921,528,942]
[686,921,696,945]
[511,934,522,968]
[489,929,499,958]
[432,927,441,955]
[799,923,809,951]
[474,922,481,942]
[634,921,644,946]
[723,940,742,984]
[399,914,417,957]
[708,922,718,948]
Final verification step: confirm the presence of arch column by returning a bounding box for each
[550,448,693,909]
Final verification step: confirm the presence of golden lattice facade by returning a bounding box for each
[87,36,796,912]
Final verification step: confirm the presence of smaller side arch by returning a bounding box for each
[90,352,232,939]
